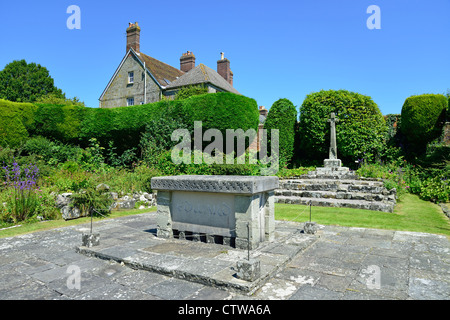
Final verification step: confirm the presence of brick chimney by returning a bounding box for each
[126,22,141,53]
[217,52,233,85]
[180,51,196,72]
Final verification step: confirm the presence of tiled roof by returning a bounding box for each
[138,52,185,87]
[165,63,240,94]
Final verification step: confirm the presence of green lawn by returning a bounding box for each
[0,207,157,239]
[275,193,450,237]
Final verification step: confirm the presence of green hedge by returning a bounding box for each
[0,93,259,152]
[400,94,448,155]
[181,92,259,134]
[0,99,37,148]
[298,90,387,164]
[263,98,297,165]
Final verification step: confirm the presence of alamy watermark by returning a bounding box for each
[170,121,280,176]
[367,5,381,30]
[66,265,81,290]
[67,5,81,30]
[361,265,381,290]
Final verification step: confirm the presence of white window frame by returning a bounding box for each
[128,71,134,84]
[127,97,134,106]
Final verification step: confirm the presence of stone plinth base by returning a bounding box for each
[82,233,100,247]
[324,159,342,168]
[304,222,317,234]
[236,259,261,282]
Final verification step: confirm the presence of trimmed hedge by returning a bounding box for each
[298,90,387,164]
[400,94,448,155]
[0,99,37,148]
[263,98,297,164]
[0,93,259,152]
[181,92,259,134]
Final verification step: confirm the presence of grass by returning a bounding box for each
[0,207,157,239]
[275,193,450,237]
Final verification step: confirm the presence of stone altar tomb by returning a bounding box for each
[151,175,279,249]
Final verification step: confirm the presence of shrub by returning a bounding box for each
[181,92,259,136]
[0,99,36,148]
[140,114,189,166]
[0,93,259,155]
[263,98,297,165]
[70,186,113,217]
[174,84,208,100]
[298,90,387,164]
[400,94,448,155]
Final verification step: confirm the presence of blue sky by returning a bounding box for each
[0,0,448,115]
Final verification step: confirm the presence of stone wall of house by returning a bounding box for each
[100,54,161,108]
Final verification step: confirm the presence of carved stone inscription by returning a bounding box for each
[171,191,236,231]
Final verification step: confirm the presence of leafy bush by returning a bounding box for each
[174,84,208,100]
[298,90,387,164]
[181,92,259,137]
[0,93,259,156]
[357,161,449,203]
[140,115,189,166]
[276,167,316,178]
[263,98,297,165]
[0,99,36,148]
[400,94,447,155]
[70,186,113,217]
[356,162,405,197]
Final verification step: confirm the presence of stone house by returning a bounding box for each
[99,22,239,108]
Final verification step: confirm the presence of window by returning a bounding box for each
[127,97,134,106]
[128,71,134,84]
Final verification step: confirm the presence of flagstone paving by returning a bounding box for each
[0,212,448,300]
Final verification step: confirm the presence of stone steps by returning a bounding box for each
[275,176,396,213]
[275,195,395,213]
[275,189,395,202]
[279,179,385,193]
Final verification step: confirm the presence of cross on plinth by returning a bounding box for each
[327,112,339,160]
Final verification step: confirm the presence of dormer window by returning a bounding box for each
[128,71,134,84]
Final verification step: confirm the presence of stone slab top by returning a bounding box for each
[151,175,279,195]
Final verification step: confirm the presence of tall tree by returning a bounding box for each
[0,59,64,102]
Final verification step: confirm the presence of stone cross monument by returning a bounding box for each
[323,112,342,169]
[328,112,339,160]
[304,112,354,177]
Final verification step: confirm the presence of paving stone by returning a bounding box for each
[187,286,232,300]
[1,211,449,300]
[47,272,109,299]
[145,278,204,300]
[0,280,62,300]
[289,285,343,300]
[119,271,163,290]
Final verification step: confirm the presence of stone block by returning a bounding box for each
[304,222,317,234]
[61,206,83,220]
[236,259,261,282]
[82,233,100,247]
[324,159,342,168]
